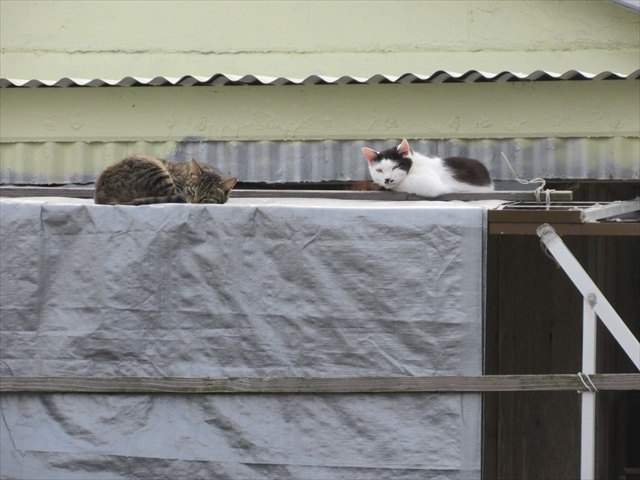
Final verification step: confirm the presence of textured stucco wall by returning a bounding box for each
[1,0,639,79]
[2,82,638,142]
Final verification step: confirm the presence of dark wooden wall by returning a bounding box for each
[483,183,640,480]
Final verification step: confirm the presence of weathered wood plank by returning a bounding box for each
[0,186,94,198]
[1,374,637,394]
[0,186,572,202]
[229,190,573,202]
[489,208,584,224]
[489,222,640,236]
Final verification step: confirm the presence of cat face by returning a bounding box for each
[185,159,237,204]
[362,139,413,190]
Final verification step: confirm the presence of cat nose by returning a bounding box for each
[384,178,393,184]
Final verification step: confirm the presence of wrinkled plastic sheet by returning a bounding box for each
[1,197,488,479]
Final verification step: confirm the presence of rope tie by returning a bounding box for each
[501,152,554,206]
[545,188,552,210]
[577,372,599,393]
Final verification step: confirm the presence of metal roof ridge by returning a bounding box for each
[1,69,638,87]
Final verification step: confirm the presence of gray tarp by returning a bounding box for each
[1,197,489,479]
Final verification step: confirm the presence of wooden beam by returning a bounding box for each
[0,186,94,198]
[489,222,640,236]
[1,374,637,394]
[489,209,584,224]
[0,186,573,203]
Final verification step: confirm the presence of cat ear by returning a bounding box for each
[397,139,412,157]
[362,147,379,164]
[189,158,203,176]
[219,177,238,192]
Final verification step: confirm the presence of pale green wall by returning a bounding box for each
[2,82,638,142]
[1,0,639,80]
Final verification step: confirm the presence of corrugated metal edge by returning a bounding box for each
[2,138,638,184]
[611,0,640,12]
[1,70,638,88]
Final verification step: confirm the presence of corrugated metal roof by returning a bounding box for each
[1,70,638,88]
[2,138,638,185]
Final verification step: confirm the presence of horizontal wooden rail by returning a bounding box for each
[1,374,637,394]
[0,186,573,202]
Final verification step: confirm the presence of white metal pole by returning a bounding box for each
[537,224,640,370]
[580,296,597,480]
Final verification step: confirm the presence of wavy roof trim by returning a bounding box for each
[1,70,638,88]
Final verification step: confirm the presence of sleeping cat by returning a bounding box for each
[94,154,237,205]
[362,139,494,197]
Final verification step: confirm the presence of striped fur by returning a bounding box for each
[94,154,237,205]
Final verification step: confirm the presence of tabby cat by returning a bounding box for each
[94,154,237,205]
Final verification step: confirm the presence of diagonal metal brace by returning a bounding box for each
[537,223,640,370]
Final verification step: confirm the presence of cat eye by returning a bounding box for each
[392,166,399,170]
[376,168,383,173]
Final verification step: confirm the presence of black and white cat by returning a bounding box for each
[362,139,494,197]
